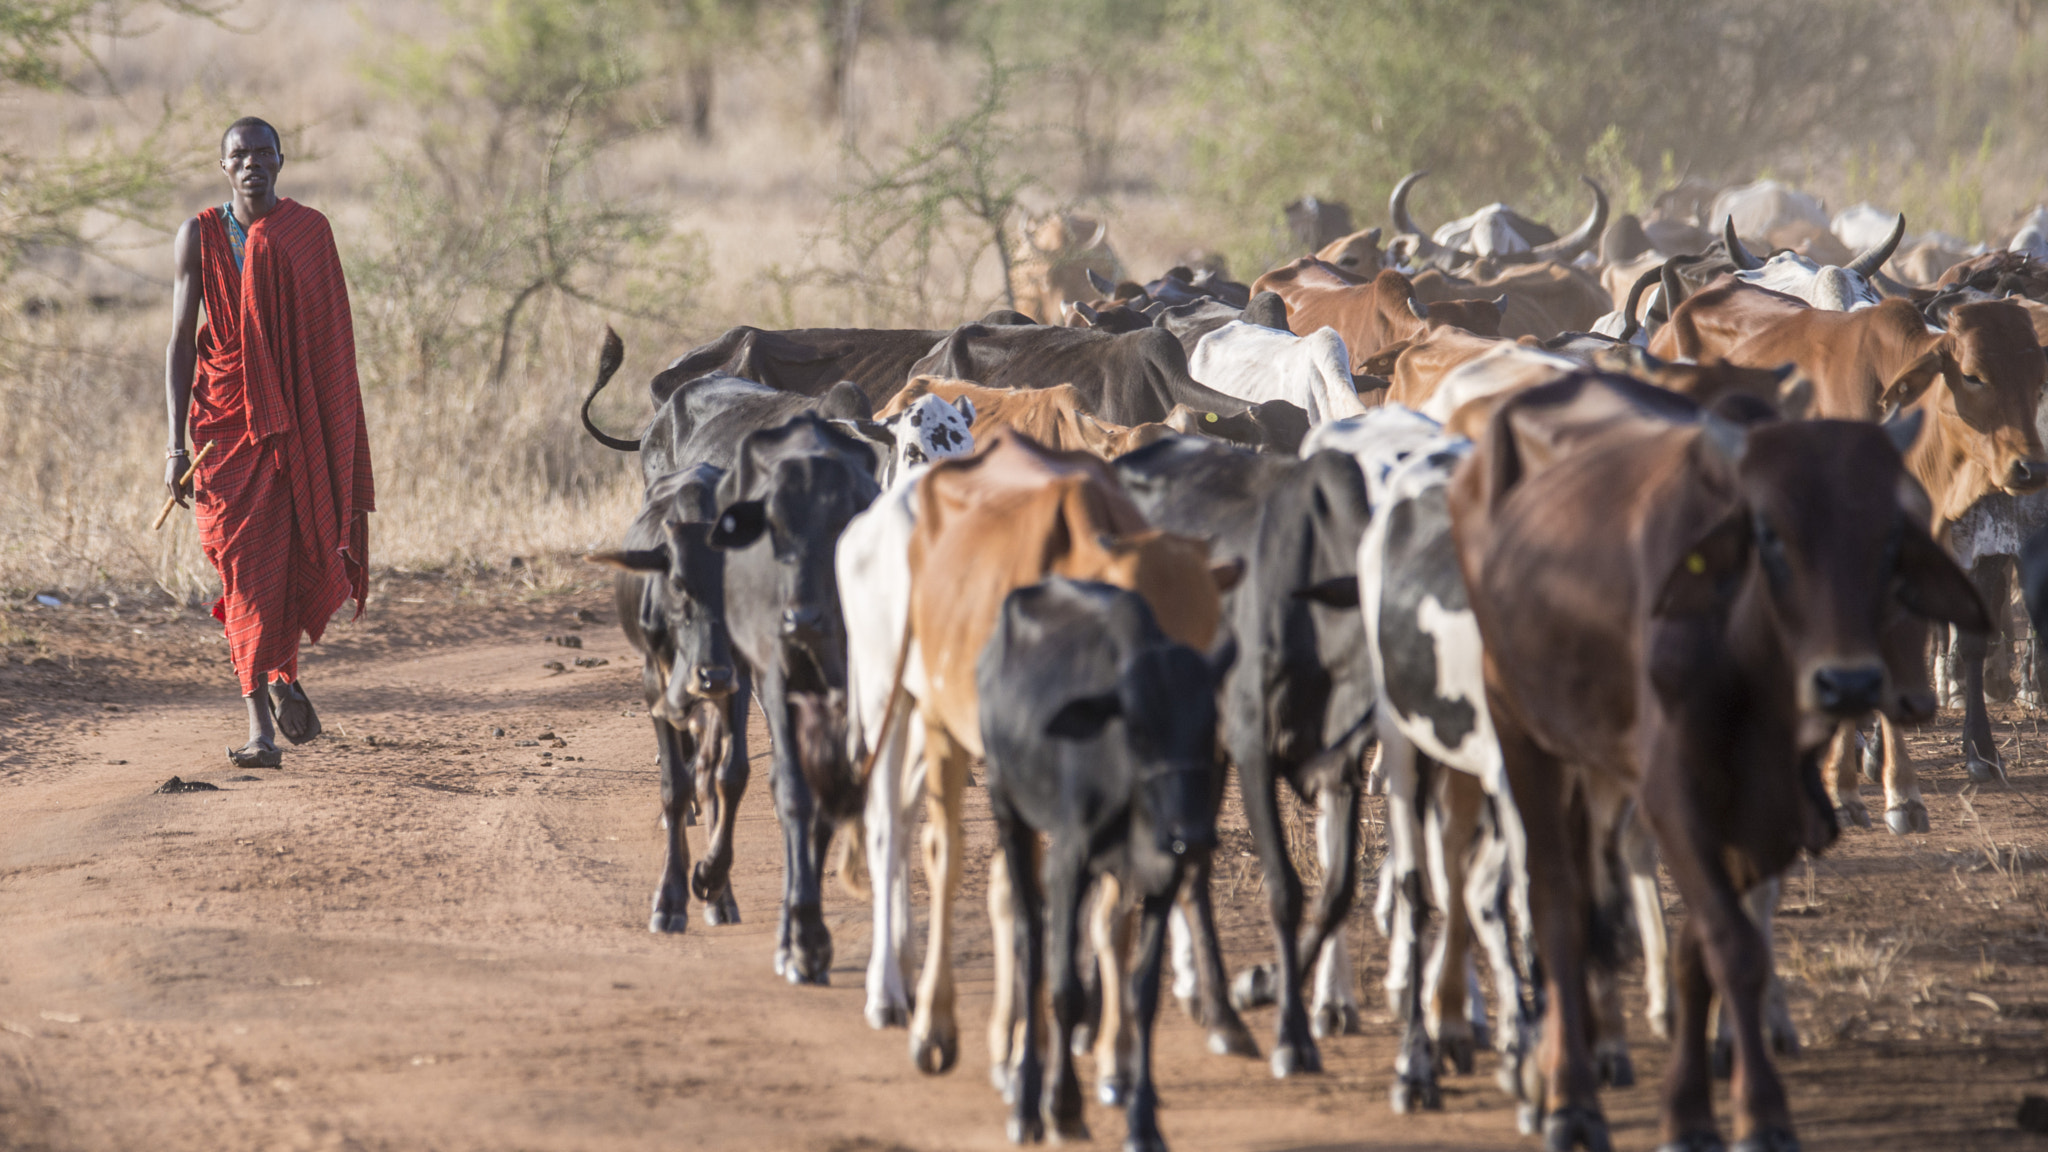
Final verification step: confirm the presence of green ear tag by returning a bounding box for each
[1686,552,1707,575]
[1204,411,1218,423]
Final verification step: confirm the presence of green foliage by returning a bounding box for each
[351,0,705,387]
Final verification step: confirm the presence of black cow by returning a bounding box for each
[909,322,1310,454]
[653,324,953,410]
[587,463,746,932]
[978,576,1231,1152]
[707,412,881,984]
[580,329,876,482]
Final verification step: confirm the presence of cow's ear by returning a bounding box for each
[1653,509,1750,616]
[1897,519,1991,632]
[953,395,976,425]
[586,548,668,573]
[1208,557,1245,594]
[708,501,768,550]
[1878,348,1947,412]
[1362,340,1410,378]
[1291,575,1360,609]
[1046,691,1121,740]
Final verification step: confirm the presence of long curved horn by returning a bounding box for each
[1722,215,1763,271]
[1018,212,1048,255]
[1529,175,1609,263]
[1086,219,1108,250]
[1618,262,1665,342]
[1406,296,1429,320]
[1847,213,1906,279]
[1389,170,1430,236]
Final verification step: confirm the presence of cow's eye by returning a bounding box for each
[1962,372,1986,387]
[910,410,923,426]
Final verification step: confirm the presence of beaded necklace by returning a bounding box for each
[219,202,248,272]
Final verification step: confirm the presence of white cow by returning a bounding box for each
[1711,179,1830,251]
[1724,212,1902,312]
[855,392,975,489]
[2010,205,2048,261]
[1189,320,1366,426]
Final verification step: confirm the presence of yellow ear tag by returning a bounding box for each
[1685,552,1707,575]
[1204,411,1218,423]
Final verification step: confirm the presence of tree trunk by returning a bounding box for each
[686,58,714,141]
[817,0,863,134]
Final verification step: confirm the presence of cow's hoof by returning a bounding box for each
[1543,1104,1612,1152]
[1207,1018,1260,1059]
[1096,1074,1128,1106]
[1595,1046,1634,1089]
[1967,751,2006,783]
[1389,1074,1442,1114]
[1834,800,1871,830]
[691,860,730,904]
[1769,1018,1802,1057]
[912,1025,959,1075]
[1652,1134,1727,1152]
[1517,1101,1542,1136]
[1730,1130,1799,1152]
[1229,964,1277,1011]
[1270,1039,1321,1079]
[865,1001,908,1030]
[1050,1112,1090,1144]
[1311,1001,1361,1039]
[785,958,829,986]
[649,910,687,934]
[1885,801,1930,836]
[1122,1133,1168,1152]
[703,892,739,926]
[1436,1031,1476,1076]
[1710,1036,1733,1080]
[1006,1112,1044,1145]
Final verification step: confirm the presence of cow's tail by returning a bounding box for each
[581,326,642,452]
[836,610,918,902]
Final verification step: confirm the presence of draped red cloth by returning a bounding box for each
[190,199,373,695]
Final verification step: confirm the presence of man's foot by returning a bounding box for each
[227,741,282,768]
[268,680,322,745]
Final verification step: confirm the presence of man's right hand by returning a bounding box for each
[165,455,193,507]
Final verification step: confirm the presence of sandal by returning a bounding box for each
[268,679,323,745]
[226,741,282,768]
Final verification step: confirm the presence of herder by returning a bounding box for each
[163,117,375,768]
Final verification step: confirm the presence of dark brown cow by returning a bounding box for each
[1451,374,1987,1151]
[1410,262,1612,343]
[1249,263,1504,371]
[654,325,954,411]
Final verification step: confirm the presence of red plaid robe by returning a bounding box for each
[191,200,374,695]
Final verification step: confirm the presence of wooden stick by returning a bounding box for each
[152,440,214,530]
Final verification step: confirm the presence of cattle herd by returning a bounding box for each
[576,174,2048,1152]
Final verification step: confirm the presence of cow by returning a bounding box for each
[1156,295,1259,358]
[2008,205,2048,261]
[1411,262,1609,343]
[1721,214,1902,310]
[1386,170,1608,273]
[1250,262,1505,371]
[1711,178,1832,252]
[1189,319,1367,426]
[1286,196,1355,251]
[908,321,1310,453]
[1010,211,1125,324]
[579,328,880,483]
[707,413,882,983]
[847,389,977,488]
[978,576,1232,1151]
[1315,226,1385,278]
[876,376,1167,459]
[646,323,959,411]
[1452,373,1988,1151]
[586,463,747,934]
[850,432,1229,1084]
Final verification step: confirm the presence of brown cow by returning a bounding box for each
[1411,261,1612,343]
[877,376,1144,459]
[1249,263,1504,371]
[899,432,1232,1081]
[1313,227,1385,278]
[1451,373,1986,1151]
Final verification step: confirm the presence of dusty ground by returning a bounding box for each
[3,572,2047,1152]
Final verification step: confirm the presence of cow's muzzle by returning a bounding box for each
[692,664,736,699]
[1810,664,1885,717]
[781,606,826,642]
[2008,458,2048,493]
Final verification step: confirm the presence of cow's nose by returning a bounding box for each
[1812,665,1885,717]
[2009,458,2048,491]
[693,665,735,698]
[781,606,824,639]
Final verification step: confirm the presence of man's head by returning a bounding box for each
[219,117,283,203]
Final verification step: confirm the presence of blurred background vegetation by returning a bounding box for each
[4,0,2047,596]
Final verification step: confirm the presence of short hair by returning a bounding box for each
[220,117,282,157]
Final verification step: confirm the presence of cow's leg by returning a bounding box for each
[994,808,1046,1145]
[1936,624,1962,710]
[1089,874,1137,1106]
[757,664,829,985]
[1619,809,1671,1041]
[864,690,921,1029]
[1235,748,1319,1077]
[1375,732,1440,1111]
[1820,721,1871,830]
[988,849,1021,1095]
[1426,769,1482,1075]
[1497,720,1605,1149]
[1961,561,2011,783]
[1464,796,1525,1069]
[1660,915,1719,1147]
[1178,862,1259,1057]
[1310,795,1362,1039]
[1123,889,1175,1152]
[696,687,748,925]
[910,719,970,1074]
[1877,712,1929,835]
[649,708,695,933]
[1043,852,1090,1142]
[1714,876,1798,1078]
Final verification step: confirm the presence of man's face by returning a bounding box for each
[220,126,283,201]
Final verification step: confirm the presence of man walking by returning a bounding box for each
[164,117,374,767]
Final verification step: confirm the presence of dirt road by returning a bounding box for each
[3,574,2046,1151]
